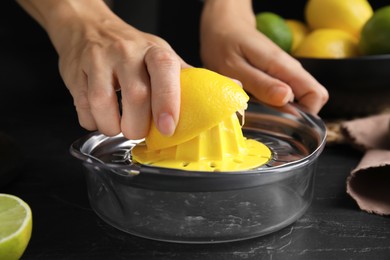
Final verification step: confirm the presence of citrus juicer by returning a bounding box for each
[129,67,271,172]
[131,112,272,172]
[70,101,326,243]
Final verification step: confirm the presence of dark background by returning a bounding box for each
[0,0,386,105]
[1,1,390,259]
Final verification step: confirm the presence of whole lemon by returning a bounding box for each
[359,5,390,55]
[286,19,310,52]
[305,0,373,38]
[256,12,293,53]
[293,29,359,58]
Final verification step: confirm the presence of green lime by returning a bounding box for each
[359,5,390,55]
[0,194,32,260]
[256,12,293,53]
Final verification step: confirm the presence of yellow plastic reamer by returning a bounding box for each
[131,113,272,172]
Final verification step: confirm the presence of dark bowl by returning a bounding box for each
[298,54,390,119]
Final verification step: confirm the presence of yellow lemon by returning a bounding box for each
[132,68,272,172]
[286,19,310,52]
[256,12,293,53]
[145,68,249,151]
[293,29,359,58]
[305,0,373,38]
[360,5,390,55]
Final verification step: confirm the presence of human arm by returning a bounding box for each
[200,0,328,114]
[16,0,190,139]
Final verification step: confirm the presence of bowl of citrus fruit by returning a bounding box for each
[256,0,390,118]
[71,68,326,243]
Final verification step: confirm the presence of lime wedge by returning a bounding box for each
[0,194,32,260]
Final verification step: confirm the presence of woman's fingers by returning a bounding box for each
[57,18,188,139]
[244,34,329,114]
[229,57,295,107]
[86,54,121,136]
[59,59,99,132]
[117,61,152,140]
[200,2,328,115]
[145,45,183,137]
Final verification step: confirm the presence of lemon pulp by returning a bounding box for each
[132,113,272,172]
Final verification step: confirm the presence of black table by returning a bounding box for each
[1,57,390,260]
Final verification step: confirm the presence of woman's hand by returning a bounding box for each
[17,0,190,139]
[200,0,328,114]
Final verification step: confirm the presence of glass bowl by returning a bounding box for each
[70,101,326,243]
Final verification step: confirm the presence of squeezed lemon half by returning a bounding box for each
[132,68,272,172]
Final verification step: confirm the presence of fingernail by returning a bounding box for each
[157,113,176,136]
[272,86,292,104]
[288,93,295,103]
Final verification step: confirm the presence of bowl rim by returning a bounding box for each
[70,102,327,191]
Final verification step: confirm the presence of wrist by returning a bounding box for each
[46,1,117,50]
[201,0,256,34]
[201,0,255,28]
[17,0,119,54]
